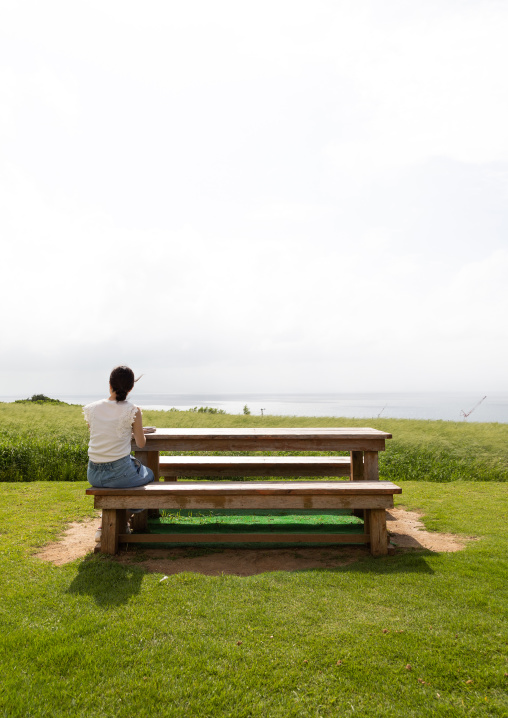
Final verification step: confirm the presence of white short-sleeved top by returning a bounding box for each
[83,398,140,463]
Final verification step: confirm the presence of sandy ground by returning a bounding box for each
[34,508,472,575]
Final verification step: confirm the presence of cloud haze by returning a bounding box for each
[1,0,507,396]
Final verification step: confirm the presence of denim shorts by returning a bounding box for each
[87,455,155,488]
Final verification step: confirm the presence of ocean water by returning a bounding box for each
[2,392,507,423]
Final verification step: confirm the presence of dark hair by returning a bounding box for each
[109,366,140,402]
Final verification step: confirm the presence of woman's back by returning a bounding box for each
[84,398,138,463]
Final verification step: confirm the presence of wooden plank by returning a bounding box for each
[131,427,391,453]
[134,437,388,452]
[118,532,370,544]
[135,427,392,439]
[350,451,364,481]
[93,494,395,510]
[159,456,352,466]
[363,452,379,481]
[86,480,401,496]
[368,509,388,556]
[159,456,351,478]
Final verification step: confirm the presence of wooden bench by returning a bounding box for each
[87,480,401,556]
[86,427,399,557]
[158,455,352,479]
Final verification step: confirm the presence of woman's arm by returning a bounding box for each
[132,408,146,448]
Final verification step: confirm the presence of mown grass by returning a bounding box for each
[1,402,507,483]
[0,481,507,717]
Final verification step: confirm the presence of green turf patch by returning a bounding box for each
[150,520,362,535]
[138,510,366,548]
[159,508,361,524]
[153,509,362,533]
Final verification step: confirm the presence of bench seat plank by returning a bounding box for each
[159,456,351,477]
[86,480,400,496]
[92,495,395,510]
[87,481,401,511]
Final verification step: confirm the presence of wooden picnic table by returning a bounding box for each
[87,427,399,556]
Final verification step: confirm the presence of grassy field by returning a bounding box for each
[1,402,508,482]
[0,403,507,716]
[0,480,507,717]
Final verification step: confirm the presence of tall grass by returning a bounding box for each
[0,404,89,482]
[1,403,507,482]
[0,434,88,481]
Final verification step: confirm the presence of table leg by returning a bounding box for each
[364,451,379,481]
[363,509,370,537]
[350,451,364,481]
[134,449,160,521]
[134,449,160,481]
[352,451,366,520]
[130,511,149,532]
[368,509,388,556]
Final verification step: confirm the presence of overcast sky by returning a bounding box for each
[1,0,507,396]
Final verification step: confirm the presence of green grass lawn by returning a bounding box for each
[0,479,507,717]
[1,404,507,716]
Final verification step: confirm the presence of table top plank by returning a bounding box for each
[136,428,391,438]
[132,427,391,452]
[159,456,351,465]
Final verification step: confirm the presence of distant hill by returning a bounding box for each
[14,394,70,406]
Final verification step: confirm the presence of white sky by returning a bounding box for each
[1,0,507,396]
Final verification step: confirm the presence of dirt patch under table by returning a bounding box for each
[35,508,472,574]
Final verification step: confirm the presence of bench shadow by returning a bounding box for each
[67,554,144,607]
[110,545,435,577]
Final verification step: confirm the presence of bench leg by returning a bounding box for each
[368,509,388,557]
[101,509,125,555]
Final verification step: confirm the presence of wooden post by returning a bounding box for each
[130,511,149,532]
[362,507,370,537]
[368,509,388,557]
[351,451,366,520]
[134,448,160,521]
[101,509,122,554]
[134,449,160,481]
[364,452,379,481]
[350,451,364,481]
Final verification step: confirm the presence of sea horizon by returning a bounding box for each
[1,391,507,424]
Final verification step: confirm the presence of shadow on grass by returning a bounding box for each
[67,554,143,606]
[338,550,435,575]
[108,543,435,578]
